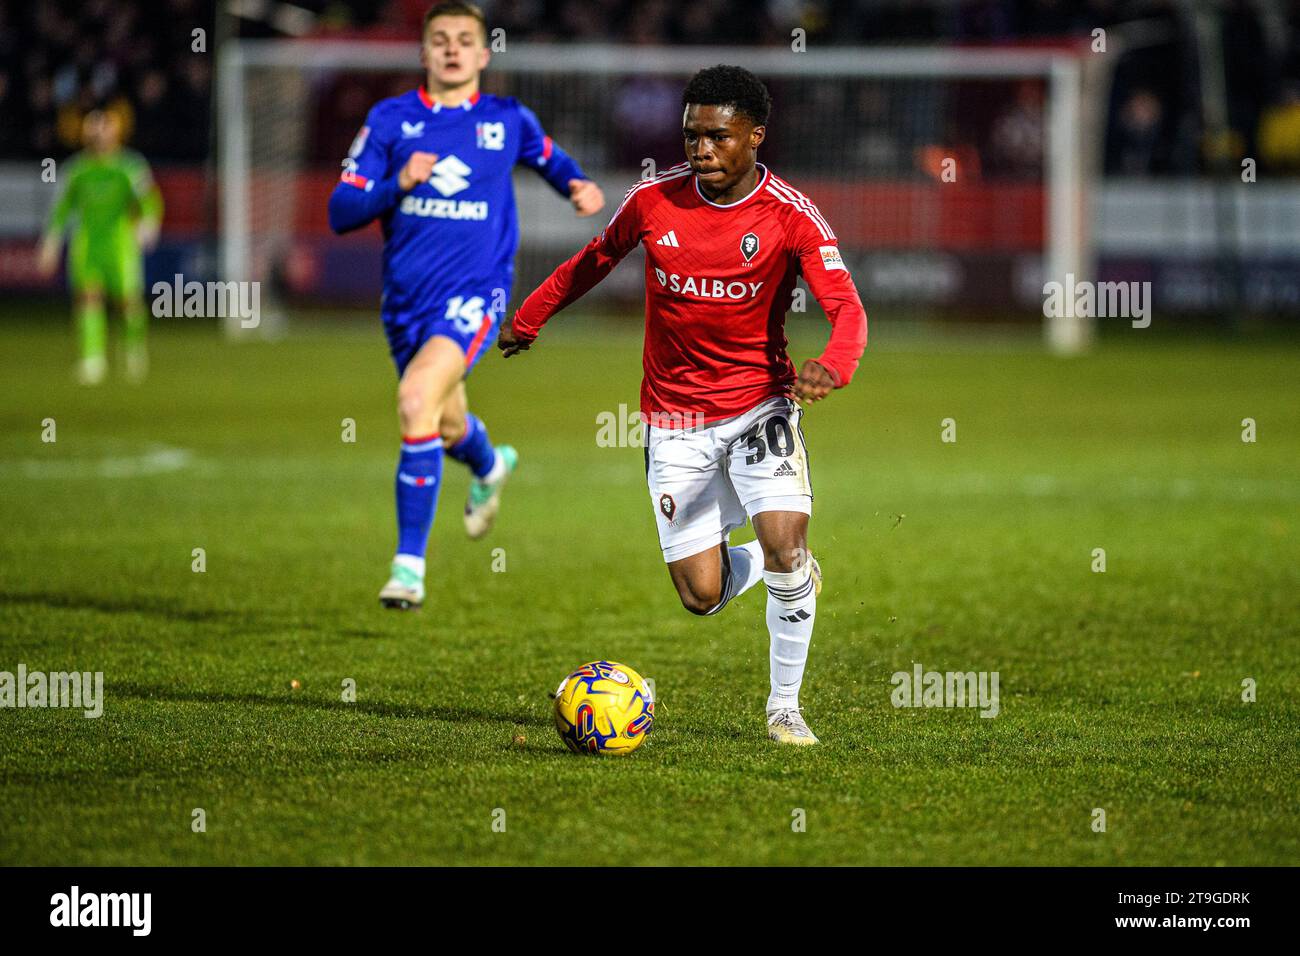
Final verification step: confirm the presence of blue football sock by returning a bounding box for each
[395,433,444,559]
[445,413,497,479]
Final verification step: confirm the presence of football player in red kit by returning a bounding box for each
[499,65,867,745]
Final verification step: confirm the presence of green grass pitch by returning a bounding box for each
[1,315,1297,865]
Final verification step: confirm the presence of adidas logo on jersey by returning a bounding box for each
[655,230,680,247]
[773,460,797,477]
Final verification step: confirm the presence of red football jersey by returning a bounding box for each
[513,162,868,424]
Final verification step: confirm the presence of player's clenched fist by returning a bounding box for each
[497,314,534,357]
[398,151,439,191]
[568,179,605,217]
[793,359,835,404]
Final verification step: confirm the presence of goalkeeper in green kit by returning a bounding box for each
[37,110,164,384]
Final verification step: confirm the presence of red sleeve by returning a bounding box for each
[512,182,646,340]
[791,214,868,388]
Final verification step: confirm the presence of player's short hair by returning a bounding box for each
[682,65,772,127]
[422,1,488,44]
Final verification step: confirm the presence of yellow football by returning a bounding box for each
[553,660,654,755]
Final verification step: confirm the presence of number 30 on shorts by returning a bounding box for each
[743,414,797,465]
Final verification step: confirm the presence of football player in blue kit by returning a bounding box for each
[329,1,605,609]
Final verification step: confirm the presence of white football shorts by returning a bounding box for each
[644,395,813,563]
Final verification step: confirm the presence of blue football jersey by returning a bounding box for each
[328,88,586,322]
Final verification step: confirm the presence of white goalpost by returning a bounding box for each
[217,41,1093,351]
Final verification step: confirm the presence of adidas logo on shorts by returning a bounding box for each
[772,460,797,477]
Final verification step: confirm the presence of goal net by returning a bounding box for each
[218,42,1094,351]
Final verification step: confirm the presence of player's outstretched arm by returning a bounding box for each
[501,183,645,357]
[36,235,62,278]
[328,151,436,234]
[516,104,604,218]
[133,160,164,252]
[799,269,868,401]
[37,161,76,277]
[796,241,868,399]
[501,233,628,358]
[567,178,605,218]
[328,107,432,235]
[498,316,531,357]
[793,359,837,404]
[136,187,163,251]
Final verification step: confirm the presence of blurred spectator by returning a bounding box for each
[132,70,174,157]
[987,80,1045,178]
[849,86,904,175]
[0,0,214,160]
[612,77,683,167]
[1108,88,1167,175]
[0,0,1297,185]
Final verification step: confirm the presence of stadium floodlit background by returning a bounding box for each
[0,0,1297,868]
[5,0,1300,325]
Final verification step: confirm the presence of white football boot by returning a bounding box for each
[125,346,148,384]
[767,708,820,746]
[378,560,424,610]
[464,445,517,539]
[76,355,107,386]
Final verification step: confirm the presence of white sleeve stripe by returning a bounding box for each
[768,175,835,237]
[765,184,827,239]
[605,166,693,232]
[767,177,835,240]
[764,178,837,239]
[765,184,832,241]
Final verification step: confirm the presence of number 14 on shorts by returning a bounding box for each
[445,295,487,334]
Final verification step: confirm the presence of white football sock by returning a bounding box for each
[764,563,816,713]
[705,539,766,615]
[727,539,765,599]
[393,553,426,578]
[481,448,506,484]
